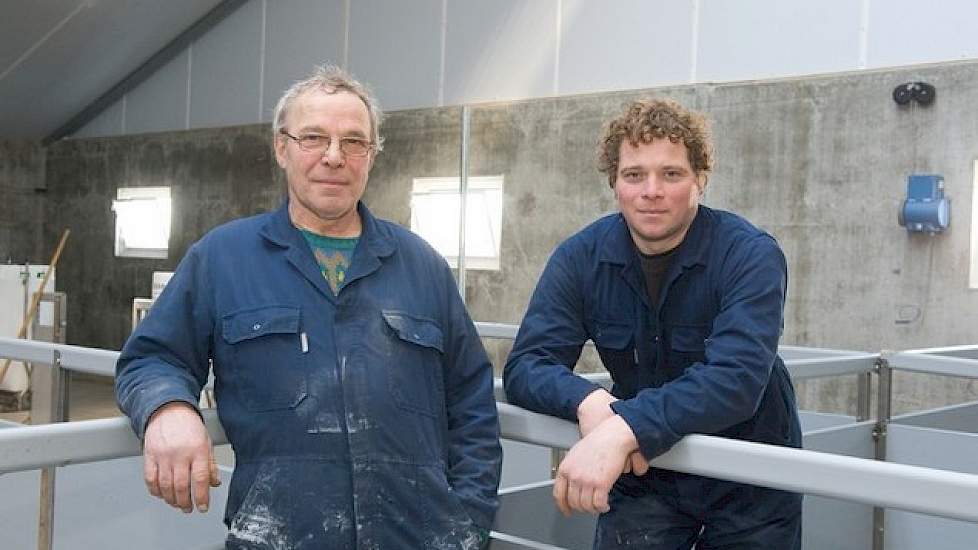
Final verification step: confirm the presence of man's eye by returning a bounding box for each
[622,171,642,181]
[301,135,326,144]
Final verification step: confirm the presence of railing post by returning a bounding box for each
[856,371,873,421]
[550,449,566,480]
[456,104,470,303]
[37,349,67,550]
[872,356,892,550]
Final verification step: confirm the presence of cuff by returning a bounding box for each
[610,399,673,460]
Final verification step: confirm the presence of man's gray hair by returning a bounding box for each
[272,65,384,152]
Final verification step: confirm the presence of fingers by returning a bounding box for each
[192,453,212,513]
[630,453,650,476]
[553,474,571,517]
[209,453,222,488]
[157,463,177,509]
[556,477,611,516]
[565,477,583,514]
[592,484,611,514]
[173,460,193,513]
[143,456,160,498]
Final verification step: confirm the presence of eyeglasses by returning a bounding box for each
[279,130,374,157]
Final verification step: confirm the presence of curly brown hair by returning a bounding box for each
[597,98,713,188]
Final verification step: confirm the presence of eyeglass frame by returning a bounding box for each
[278,129,375,157]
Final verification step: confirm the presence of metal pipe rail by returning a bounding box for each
[2,403,978,525]
[0,331,879,382]
[0,336,116,377]
[886,346,978,379]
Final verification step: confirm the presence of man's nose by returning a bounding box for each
[641,175,664,197]
[320,139,345,166]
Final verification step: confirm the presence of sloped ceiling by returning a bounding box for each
[0,0,228,140]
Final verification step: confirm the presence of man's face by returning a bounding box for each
[614,138,704,255]
[274,89,374,234]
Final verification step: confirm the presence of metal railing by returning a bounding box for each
[2,333,978,548]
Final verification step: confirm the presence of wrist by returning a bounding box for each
[603,415,640,454]
[576,388,615,420]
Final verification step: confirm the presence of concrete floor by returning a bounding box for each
[0,373,119,424]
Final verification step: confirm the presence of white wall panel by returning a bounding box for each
[125,49,190,135]
[67,1,978,135]
[443,0,558,105]
[697,0,863,82]
[262,0,346,122]
[348,0,442,111]
[72,98,123,138]
[867,0,978,69]
[559,0,694,95]
[189,0,263,129]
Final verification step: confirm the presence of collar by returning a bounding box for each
[599,205,714,269]
[260,201,397,260]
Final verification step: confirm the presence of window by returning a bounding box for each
[411,176,504,270]
[112,187,171,259]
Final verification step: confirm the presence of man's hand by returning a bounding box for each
[577,389,649,477]
[553,415,639,516]
[142,401,221,513]
[576,389,617,437]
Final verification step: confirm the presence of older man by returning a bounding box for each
[116,65,501,549]
[504,98,802,549]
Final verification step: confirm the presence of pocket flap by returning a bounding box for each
[223,306,301,344]
[592,321,633,350]
[382,310,444,353]
[668,324,709,352]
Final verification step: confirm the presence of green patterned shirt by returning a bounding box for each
[299,229,359,295]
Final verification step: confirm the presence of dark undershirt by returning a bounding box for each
[638,245,679,310]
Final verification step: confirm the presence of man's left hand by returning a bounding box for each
[552,415,639,516]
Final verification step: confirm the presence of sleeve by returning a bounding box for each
[114,242,215,440]
[440,262,503,531]
[610,234,788,459]
[503,242,603,422]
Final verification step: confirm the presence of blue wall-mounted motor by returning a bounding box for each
[898,174,950,234]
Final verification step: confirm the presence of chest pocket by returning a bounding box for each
[382,310,444,418]
[221,305,308,412]
[591,320,636,382]
[663,323,709,380]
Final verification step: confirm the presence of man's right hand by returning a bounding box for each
[142,401,221,513]
[576,389,649,477]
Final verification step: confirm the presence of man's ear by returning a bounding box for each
[273,135,288,169]
[696,174,708,197]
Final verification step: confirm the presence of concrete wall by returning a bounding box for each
[371,62,978,414]
[35,61,978,414]
[0,141,46,264]
[42,126,283,351]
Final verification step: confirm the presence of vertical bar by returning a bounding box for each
[550,449,562,479]
[37,350,66,550]
[872,357,892,550]
[456,105,470,303]
[856,371,872,421]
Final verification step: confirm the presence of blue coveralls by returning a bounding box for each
[504,206,802,549]
[116,202,502,549]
